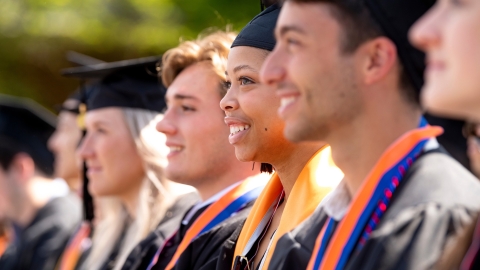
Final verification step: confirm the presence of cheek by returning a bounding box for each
[426,14,480,115]
[95,138,144,194]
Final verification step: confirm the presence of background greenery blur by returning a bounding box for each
[0,0,260,110]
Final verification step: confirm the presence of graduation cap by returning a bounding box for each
[232,4,280,52]
[364,0,436,94]
[62,56,166,113]
[0,94,56,176]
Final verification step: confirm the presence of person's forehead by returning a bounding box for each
[166,63,221,102]
[85,107,122,125]
[277,1,338,34]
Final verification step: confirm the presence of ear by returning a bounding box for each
[361,37,397,86]
[8,153,36,184]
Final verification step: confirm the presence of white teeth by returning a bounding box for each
[230,124,250,135]
[280,96,297,108]
[170,146,183,152]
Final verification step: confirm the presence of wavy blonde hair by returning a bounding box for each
[84,108,179,270]
[160,30,236,96]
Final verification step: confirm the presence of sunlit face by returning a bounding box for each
[48,111,82,186]
[410,0,480,120]
[156,62,237,186]
[220,46,296,164]
[260,2,360,142]
[79,108,144,198]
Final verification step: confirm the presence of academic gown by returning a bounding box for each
[0,194,81,270]
[120,192,200,270]
[269,148,480,270]
[172,201,255,270]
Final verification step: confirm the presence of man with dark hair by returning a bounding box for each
[0,95,81,270]
[260,0,480,269]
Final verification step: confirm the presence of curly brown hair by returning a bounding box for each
[160,30,237,97]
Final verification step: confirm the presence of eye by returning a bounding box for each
[287,37,300,45]
[181,105,195,112]
[224,80,232,90]
[239,77,254,85]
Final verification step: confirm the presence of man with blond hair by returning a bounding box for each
[137,31,269,270]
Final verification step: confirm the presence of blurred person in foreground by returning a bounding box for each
[64,57,199,270]
[147,30,269,270]
[218,3,342,269]
[464,122,480,179]
[259,0,480,269]
[410,0,480,268]
[0,95,81,270]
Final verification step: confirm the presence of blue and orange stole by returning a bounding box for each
[233,146,343,269]
[150,174,267,270]
[307,120,443,270]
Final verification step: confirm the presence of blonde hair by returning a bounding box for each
[160,30,237,96]
[84,108,176,270]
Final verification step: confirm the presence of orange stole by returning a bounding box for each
[233,146,343,269]
[57,222,91,270]
[0,234,9,257]
[165,174,268,270]
[307,126,443,270]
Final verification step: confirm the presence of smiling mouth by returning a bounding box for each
[230,125,251,136]
[280,96,298,108]
[169,146,184,153]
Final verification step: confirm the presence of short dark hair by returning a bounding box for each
[287,0,419,105]
[0,146,16,171]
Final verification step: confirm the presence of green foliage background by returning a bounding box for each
[0,0,260,110]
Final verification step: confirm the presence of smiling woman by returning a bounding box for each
[219,4,342,269]
[60,57,199,270]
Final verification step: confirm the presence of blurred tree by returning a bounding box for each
[0,0,260,109]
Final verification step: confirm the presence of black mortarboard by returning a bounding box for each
[62,56,166,112]
[232,4,280,52]
[0,95,56,176]
[58,52,104,114]
[364,0,435,93]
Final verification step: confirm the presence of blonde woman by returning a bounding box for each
[67,57,198,270]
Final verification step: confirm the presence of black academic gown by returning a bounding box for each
[172,201,255,270]
[120,192,200,270]
[268,148,480,270]
[0,194,81,270]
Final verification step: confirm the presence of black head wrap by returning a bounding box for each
[364,0,436,93]
[232,4,280,52]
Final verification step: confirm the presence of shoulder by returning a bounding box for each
[174,202,255,270]
[386,150,480,220]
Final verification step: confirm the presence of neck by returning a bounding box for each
[271,142,325,201]
[64,176,82,194]
[16,176,54,227]
[119,183,141,219]
[328,97,422,198]
[195,162,259,201]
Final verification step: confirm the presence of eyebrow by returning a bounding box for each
[234,64,258,74]
[276,25,306,39]
[173,94,199,101]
